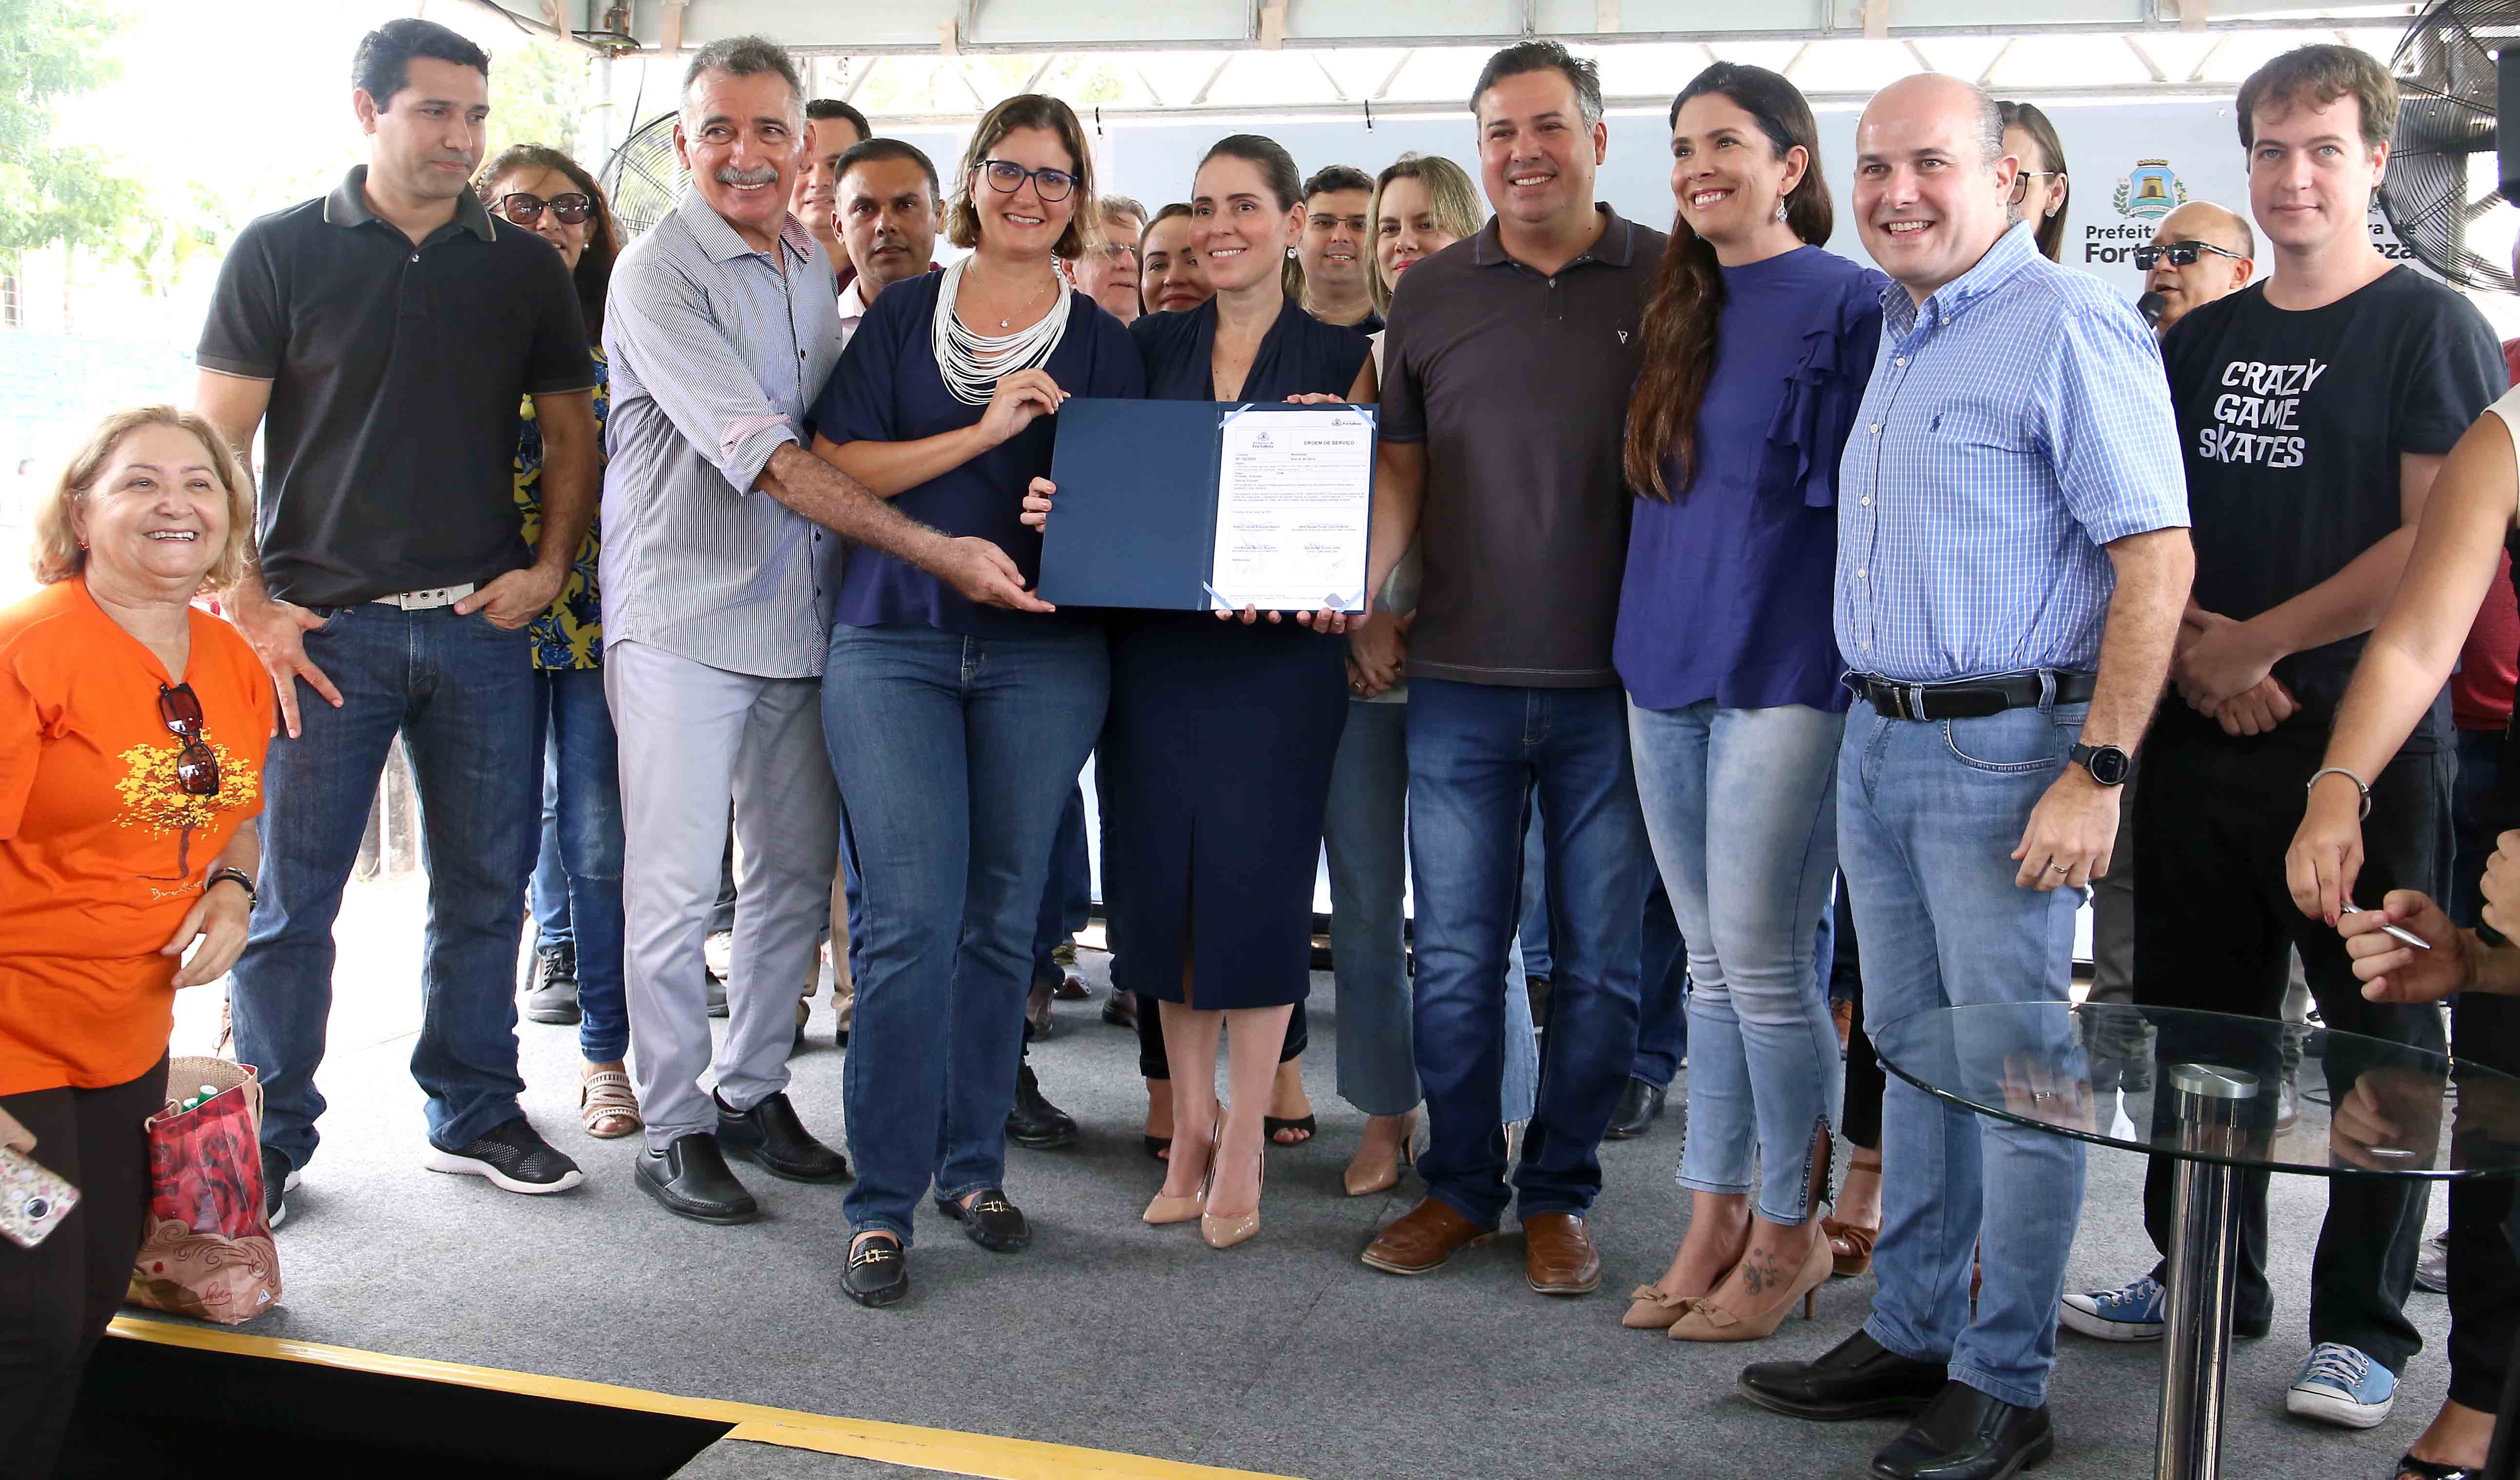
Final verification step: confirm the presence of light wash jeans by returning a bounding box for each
[1842,698,2090,1411]
[1629,700,1841,1225]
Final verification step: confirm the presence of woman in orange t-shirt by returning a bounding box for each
[0,406,270,1475]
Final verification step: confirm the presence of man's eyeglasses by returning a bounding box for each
[2133,239,2246,272]
[157,682,219,796]
[494,192,593,227]
[978,159,1077,203]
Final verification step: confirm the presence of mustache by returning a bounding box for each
[714,165,779,187]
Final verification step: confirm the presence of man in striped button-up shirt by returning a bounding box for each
[600,36,1039,1229]
[1741,74,2191,1480]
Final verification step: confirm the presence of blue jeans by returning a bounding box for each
[1842,698,2090,1410]
[1517,805,1553,980]
[1630,700,1841,1224]
[1407,678,1653,1225]
[2451,726,2503,929]
[229,604,539,1168]
[1635,877,1690,1089]
[823,623,1108,1243]
[1323,699,1423,1117]
[529,667,629,1063]
[1032,782,1093,981]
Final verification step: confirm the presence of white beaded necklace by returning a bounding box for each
[932,256,1072,407]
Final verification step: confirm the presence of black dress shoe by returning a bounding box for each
[1870,1381,2053,1480]
[635,1133,758,1224]
[715,1090,850,1183]
[843,1231,909,1308]
[1007,1063,1078,1149]
[1604,1077,1667,1141]
[1739,1330,1950,1420]
[936,1187,1032,1252]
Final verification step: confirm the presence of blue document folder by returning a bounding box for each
[1038,398,1374,612]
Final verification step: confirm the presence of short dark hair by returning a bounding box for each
[1302,165,1375,201]
[2235,43,2398,152]
[807,98,873,144]
[682,36,803,120]
[353,18,489,108]
[1470,40,1603,127]
[836,138,941,201]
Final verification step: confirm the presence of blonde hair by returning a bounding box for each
[947,94,1097,260]
[1368,154,1487,315]
[33,406,255,593]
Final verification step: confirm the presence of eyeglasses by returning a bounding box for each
[2132,239,2247,272]
[494,192,593,227]
[2007,170,2064,207]
[157,682,219,796]
[977,159,1076,203]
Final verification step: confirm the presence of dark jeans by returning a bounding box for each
[0,1058,165,1480]
[1633,876,1690,1090]
[824,624,1107,1243]
[1406,678,1651,1225]
[527,667,629,1063]
[229,604,539,1168]
[2133,734,2452,1373]
[1518,804,1553,980]
[1033,782,1092,982]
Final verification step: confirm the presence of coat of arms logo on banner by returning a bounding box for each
[2113,159,2190,220]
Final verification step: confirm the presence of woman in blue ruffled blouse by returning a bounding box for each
[1612,63,1888,1344]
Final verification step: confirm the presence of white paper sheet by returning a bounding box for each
[1205,405,1375,612]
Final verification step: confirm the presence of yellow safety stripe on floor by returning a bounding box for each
[107,1316,1299,1480]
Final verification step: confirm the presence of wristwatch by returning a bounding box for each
[2070,743,2133,787]
[205,867,257,906]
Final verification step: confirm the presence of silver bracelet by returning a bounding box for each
[2307,766,2373,821]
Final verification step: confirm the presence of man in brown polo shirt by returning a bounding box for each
[1353,39,1664,1297]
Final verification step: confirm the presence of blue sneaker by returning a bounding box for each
[2060,1274,2164,1341]
[2287,1342,2396,1428]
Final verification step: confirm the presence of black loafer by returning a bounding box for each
[1007,1063,1078,1149]
[1870,1381,2053,1480]
[1604,1077,1667,1141]
[635,1133,758,1224]
[1740,1330,1950,1420]
[936,1187,1032,1252]
[715,1090,850,1183]
[843,1231,909,1307]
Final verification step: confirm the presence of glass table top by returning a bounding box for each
[1868,1002,2520,1180]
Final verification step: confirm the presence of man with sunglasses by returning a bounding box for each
[2137,201,2256,337]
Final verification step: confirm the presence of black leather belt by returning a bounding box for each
[1847,670,2097,721]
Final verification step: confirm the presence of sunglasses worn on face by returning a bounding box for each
[496,192,592,227]
[2134,240,2245,272]
[979,159,1076,203]
[157,682,219,796]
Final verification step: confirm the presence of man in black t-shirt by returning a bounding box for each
[194,20,601,1227]
[2062,45,2503,1430]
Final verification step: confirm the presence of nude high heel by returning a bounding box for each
[1343,1110,1418,1198]
[1144,1138,1214,1225]
[1666,1234,1835,1343]
[1202,1142,1266,1249]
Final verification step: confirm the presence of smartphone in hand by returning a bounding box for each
[0,1144,78,1249]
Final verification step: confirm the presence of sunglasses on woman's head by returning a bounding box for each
[157,682,219,796]
[495,192,592,227]
[2133,240,2245,272]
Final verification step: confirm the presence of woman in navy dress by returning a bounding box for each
[1027,135,1370,1248]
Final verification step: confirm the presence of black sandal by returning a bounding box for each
[1264,1114,1316,1145]
[843,1231,909,1308]
[2397,1454,2482,1480]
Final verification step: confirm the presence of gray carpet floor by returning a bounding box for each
[135,877,2453,1480]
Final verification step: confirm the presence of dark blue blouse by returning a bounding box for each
[1131,295,1370,406]
[812,271,1146,636]
[1614,246,1887,712]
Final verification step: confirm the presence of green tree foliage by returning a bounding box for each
[0,0,143,268]
[486,35,598,164]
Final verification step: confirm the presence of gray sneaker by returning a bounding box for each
[523,941,579,1025]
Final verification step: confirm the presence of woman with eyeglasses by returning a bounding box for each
[476,146,639,1143]
[0,407,271,1474]
[808,94,1144,1307]
[1998,100,2072,264]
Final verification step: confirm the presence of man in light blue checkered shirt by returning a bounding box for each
[1740,74,2192,1480]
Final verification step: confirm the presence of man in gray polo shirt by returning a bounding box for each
[601,36,1037,1227]
[1355,40,1664,1298]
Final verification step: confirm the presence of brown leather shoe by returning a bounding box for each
[1360,1197,1496,1276]
[1523,1212,1603,1295]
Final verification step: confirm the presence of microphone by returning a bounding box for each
[2136,291,2168,330]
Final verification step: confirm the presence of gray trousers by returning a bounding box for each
[607,640,839,1151]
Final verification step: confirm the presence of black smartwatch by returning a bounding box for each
[2070,743,2133,787]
